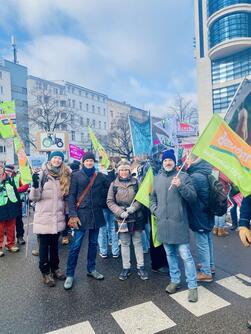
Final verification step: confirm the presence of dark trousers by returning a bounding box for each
[150,229,168,270]
[62,214,70,237]
[16,202,24,238]
[230,202,238,227]
[39,234,60,274]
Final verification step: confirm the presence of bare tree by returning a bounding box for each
[104,118,133,160]
[167,93,198,125]
[28,88,74,133]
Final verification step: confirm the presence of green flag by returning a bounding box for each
[0,101,16,138]
[135,166,153,208]
[192,114,251,197]
[135,167,161,247]
[13,135,32,184]
[88,126,110,170]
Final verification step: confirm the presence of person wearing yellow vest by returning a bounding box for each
[5,164,29,245]
[0,162,20,257]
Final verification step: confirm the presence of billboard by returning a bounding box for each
[37,132,69,151]
[225,78,251,146]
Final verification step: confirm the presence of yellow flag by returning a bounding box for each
[88,126,110,169]
[135,167,153,208]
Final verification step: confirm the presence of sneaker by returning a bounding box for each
[32,249,39,256]
[62,236,70,245]
[188,288,198,302]
[53,269,66,280]
[112,254,120,259]
[119,269,132,281]
[165,282,181,294]
[197,272,213,282]
[0,249,4,257]
[64,276,74,290]
[99,253,108,259]
[7,246,19,253]
[152,266,169,276]
[17,237,25,245]
[42,274,55,287]
[230,225,238,231]
[87,270,104,280]
[137,267,149,280]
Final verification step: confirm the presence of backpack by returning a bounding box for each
[206,174,228,216]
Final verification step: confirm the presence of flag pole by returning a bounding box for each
[25,196,30,258]
[168,151,192,190]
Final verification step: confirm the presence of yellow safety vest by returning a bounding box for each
[0,181,18,206]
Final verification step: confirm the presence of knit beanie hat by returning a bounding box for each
[117,160,131,172]
[70,162,80,171]
[49,151,65,161]
[82,152,96,162]
[162,149,176,165]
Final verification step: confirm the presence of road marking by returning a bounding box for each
[45,321,95,334]
[111,301,176,334]
[170,286,230,317]
[217,274,251,298]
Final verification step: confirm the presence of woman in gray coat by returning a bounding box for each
[107,160,148,281]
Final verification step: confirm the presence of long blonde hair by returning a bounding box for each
[47,162,71,196]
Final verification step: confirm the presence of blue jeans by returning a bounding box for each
[230,203,238,227]
[98,209,119,256]
[195,231,214,276]
[66,228,99,277]
[163,243,197,289]
[214,215,226,228]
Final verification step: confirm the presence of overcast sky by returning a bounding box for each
[0,0,196,116]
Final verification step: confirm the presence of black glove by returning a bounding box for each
[32,173,39,189]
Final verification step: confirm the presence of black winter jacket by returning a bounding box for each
[239,195,251,228]
[186,160,215,232]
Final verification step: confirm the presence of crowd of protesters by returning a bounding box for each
[0,147,250,307]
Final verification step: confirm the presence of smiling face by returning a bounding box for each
[163,158,175,172]
[83,159,95,169]
[50,156,63,167]
[118,168,130,179]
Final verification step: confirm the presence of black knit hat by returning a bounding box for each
[82,152,96,162]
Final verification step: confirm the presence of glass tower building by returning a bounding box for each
[194,0,251,132]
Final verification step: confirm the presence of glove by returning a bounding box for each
[126,205,136,214]
[32,173,39,189]
[68,217,81,229]
[120,211,129,219]
[239,227,251,247]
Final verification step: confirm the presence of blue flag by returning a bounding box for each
[129,115,152,155]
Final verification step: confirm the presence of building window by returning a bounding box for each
[99,121,101,129]
[212,47,251,84]
[80,117,83,125]
[60,100,66,107]
[61,112,67,119]
[87,118,90,126]
[86,103,89,112]
[81,133,85,142]
[0,145,6,153]
[92,93,94,99]
[85,91,88,98]
[103,108,106,115]
[72,100,75,108]
[71,131,75,141]
[0,71,2,79]
[209,12,251,49]
[71,87,75,94]
[60,88,64,95]
[104,122,106,129]
[79,101,82,110]
[98,106,100,114]
[92,105,95,112]
[71,115,74,122]
[0,86,3,95]
[61,124,67,131]
[92,119,95,127]
[212,84,239,113]
[207,0,251,17]
[110,110,114,118]
[68,99,71,107]
[67,86,70,93]
[79,89,81,96]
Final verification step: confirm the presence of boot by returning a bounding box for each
[217,228,229,237]
[53,269,66,280]
[42,274,55,287]
[212,227,218,235]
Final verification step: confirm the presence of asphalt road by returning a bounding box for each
[1,222,251,334]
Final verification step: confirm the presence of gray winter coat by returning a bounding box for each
[150,168,197,244]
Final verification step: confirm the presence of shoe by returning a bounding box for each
[53,269,66,280]
[197,272,213,282]
[87,270,104,280]
[17,237,25,245]
[99,253,108,259]
[112,254,120,259]
[212,227,218,235]
[62,236,69,245]
[64,276,74,290]
[7,246,19,253]
[217,228,229,237]
[42,274,55,287]
[137,267,149,280]
[152,266,169,276]
[211,267,216,275]
[188,288,198,302]
[0,249,4,257]
[119,269,132,281]
[247,320,251,329]
[165,282,181,294]
[230,225,238,231]
[32,249,39,256]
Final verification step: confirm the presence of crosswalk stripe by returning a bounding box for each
[216,274,251,298]
[45,321,95,334]
[170,286,230,317]
[111,301,176,334]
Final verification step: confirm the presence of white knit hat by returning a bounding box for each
[117,160,131,172]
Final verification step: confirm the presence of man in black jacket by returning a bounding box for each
[64,152,110,290]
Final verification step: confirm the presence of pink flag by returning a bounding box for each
[232,193,243,208]
[69,144,85,160]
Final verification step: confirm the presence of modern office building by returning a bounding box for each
[194,0,251,132]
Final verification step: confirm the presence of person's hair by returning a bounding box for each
[59,164,71,196]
